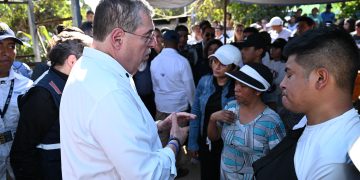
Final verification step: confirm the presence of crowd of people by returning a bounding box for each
[0,0,360,179]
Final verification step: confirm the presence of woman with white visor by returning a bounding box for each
[207,63,286,180]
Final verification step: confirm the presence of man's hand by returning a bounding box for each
[157,112,196,132]
[169,113,189,145]
[210,110,235,124]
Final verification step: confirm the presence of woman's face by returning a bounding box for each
[207,44,220,57]
[235,25,244,38]
[344,21,350,31]
[211,57,232,78]
[270,47,282,60]
[234,80,259,105]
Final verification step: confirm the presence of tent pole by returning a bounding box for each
[223,0,228,44]
[27,0,41,62]
[71,0,82,27]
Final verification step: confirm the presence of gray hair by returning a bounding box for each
[93,0,154,41]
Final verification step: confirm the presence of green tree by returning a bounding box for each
[228,3,288,25]
[188,0,288,26]
[0,0,90,61]
[337,0,360,19]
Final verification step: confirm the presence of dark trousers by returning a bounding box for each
[198,137,223,180]
[40,149,62,180]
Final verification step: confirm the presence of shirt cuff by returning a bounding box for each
[162,147,177,177]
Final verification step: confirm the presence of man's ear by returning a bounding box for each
[66,54,77,68]
[314,68,329,90]
[256,48,264,57]
[110,28,125,49]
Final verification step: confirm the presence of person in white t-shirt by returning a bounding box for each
[267,16,292,43]
[253,27,360,179]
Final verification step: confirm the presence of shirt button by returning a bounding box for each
[125,73,129,78]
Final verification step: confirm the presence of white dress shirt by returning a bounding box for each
[294,108,360,180]
[150,48,195,113]
[0,69,32,179]
[60,47,176,180]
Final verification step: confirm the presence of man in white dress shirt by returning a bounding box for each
[60,1,195,179]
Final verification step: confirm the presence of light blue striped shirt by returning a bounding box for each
[219,100,286,179]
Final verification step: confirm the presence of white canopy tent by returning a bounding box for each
[147,0,349,9]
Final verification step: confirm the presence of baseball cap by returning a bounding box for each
[0,22,23,45]
[240,34,265,49]
[266,17,283,27]
[225,63,273,92]
[208,44,243,67]
[162,30,179,42]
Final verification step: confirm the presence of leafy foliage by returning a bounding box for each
[0,0,90,62]
[337,0,360,19]
[155,0,359,27]
[188,0,288,26]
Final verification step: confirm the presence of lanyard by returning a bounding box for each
[0,79,15,118]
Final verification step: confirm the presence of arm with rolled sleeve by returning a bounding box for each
[181,60,195,107]
[90,90,176,180]
[188,79,204,151]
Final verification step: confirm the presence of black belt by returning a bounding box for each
[0,131,13,144]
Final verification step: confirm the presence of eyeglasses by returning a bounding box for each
[123,29,155,45]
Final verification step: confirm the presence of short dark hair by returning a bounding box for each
[271,38,287,60]
[243,27,259,34]
[259,31,271,50]
[86,10,94,15]
[344,18,356,32]
[56,24,65,34]
[175,25,188,33]
[296,16,315,27]
[80,22,93,36]
[283,27,360,93]
[204,39,223,58]
[48,39,87,67]
[93,0,153,41]
[199,20,211,31]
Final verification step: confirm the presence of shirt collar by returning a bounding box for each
[82,47,131,79]
[292,108,358,130]
[161,48,178,54]
[0,68,22,82]
[51,67,68,81]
